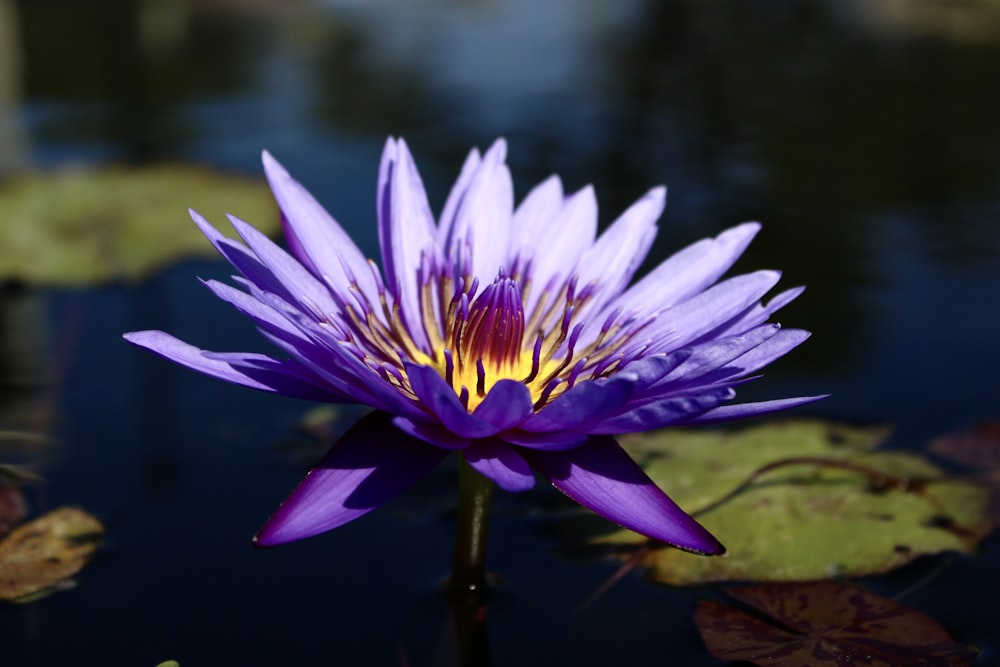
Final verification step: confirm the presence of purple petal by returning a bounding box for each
[643,270,783,352]
[122,330,344,402]
[473,380,534,431]
[510,175,564,254]
[519,373,638,432]
[705,286,806,340]
[405,364,499,439]
[575,187,663,319]
[378,138,438,351]
[280,213,318,275]
[648,325,781,392]
[437,146,482,245]
[501,430,589,450]
[262,151,379,303]
[616,222,761,315]
[522,435,723,554]
[255,412,449,546]
[584,388,736,434]
[520,185,598,302]
[189,210,315,315]
[722,329,811,379]
[391,416,470,450]
[200,278,310,345]
[679,394,829,426]
[465,440,536,492]
[445,139,514,282]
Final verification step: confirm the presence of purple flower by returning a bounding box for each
[124,138,823,555]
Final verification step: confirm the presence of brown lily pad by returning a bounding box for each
[930,421,1000,523]
[930,421,1000,469]
[0,506,104,601]
[695,581,975,666]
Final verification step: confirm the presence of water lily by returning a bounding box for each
[124,138,822,557]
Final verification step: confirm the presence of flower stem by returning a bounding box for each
[450,454,495,667]
[451,453,495,593]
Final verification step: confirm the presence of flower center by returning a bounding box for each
[336,260,643,414]
[443,275,531,408]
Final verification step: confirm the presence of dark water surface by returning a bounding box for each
[2,1,1000,665]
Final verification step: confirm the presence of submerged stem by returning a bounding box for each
[450,454,495,667]
[451,454,495,593]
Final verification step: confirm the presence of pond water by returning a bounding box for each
[2,1,1000,665]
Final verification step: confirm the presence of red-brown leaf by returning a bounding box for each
[695,581,974,666]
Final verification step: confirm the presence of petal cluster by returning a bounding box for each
[124,137,824,555]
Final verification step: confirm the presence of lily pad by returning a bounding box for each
[695,581,975,666]
[930,420,1000,523]
[0,165,279,285]
[582,420,993,585]
[0,506,104,601]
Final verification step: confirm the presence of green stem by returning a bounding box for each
[451,453,495,593]
[450,454,495,667]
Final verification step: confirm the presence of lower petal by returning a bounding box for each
[678,394,829,426]
[465,440,536,492]
[254,411,449,546]
[522,435,723,555]
[123,330,344,402]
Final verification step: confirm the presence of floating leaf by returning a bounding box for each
[930,421,1000,469]
[0,165,279,285]
[155,662,180,667]
[930,420,1000,523]
[574,420,993,585]
[695,581,975,666]
[0,506,104,601]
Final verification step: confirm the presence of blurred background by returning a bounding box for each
[1,0,999,665]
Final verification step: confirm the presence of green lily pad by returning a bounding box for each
[0,165,280,285]
[583,420,993,585]
[695,581,975,666]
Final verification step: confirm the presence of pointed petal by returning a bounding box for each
[122,330,343,402]
[723,329,811,379]
[465,440,536,492]
[262,151,379,302]
[378,138,438,350]
[616,222,761,314]
[200,278,310,345]
[576,187,663,317]
[446,139,514,281]
[644,270,783,352]
[438,146,482,245]
[473,380,534,431]
[510,175,564,255]
[679,394,829,426]
[405,364,498,439]
[502,430,588,450]
[649,325,781,392]
[255,412,449,546]
[189,209,317,316]
[523,185,598,299]
[227,214,342,320]
[584,387,736,434]
[280,213,318,275]
[391,416,470,450]
[706,286,806,340]
[523,436,723,554]
[519,373,637,432]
